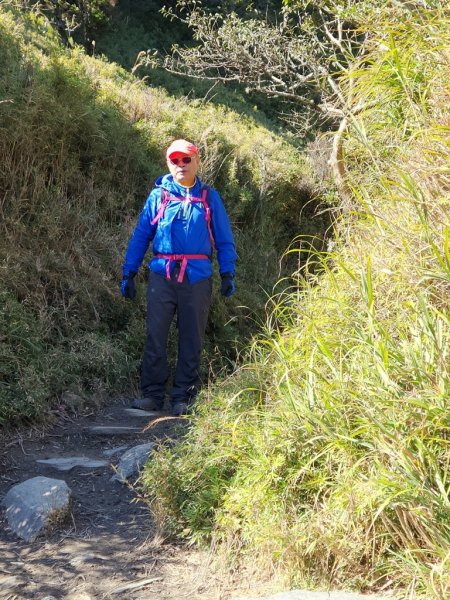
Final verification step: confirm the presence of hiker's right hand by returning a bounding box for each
[120,272,137,300]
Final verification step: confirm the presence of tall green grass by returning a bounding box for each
[0,4,324,424]
[144,6,450,597]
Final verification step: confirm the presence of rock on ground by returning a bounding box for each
[1,476,71,542]
[111,442,155,482]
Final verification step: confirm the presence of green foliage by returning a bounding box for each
[0,4,323,424]
[19,0,111,46]
[144,6,450,597]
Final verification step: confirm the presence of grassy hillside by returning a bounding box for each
[0,3,325,424]
[144,5,450,598]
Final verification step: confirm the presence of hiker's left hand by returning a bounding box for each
[220,273,236,297]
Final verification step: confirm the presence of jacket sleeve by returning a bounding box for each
[209,189,237,276]
[122,190,159,276]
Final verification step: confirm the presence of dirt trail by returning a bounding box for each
[0,400,394,600]
[0,398,252,600]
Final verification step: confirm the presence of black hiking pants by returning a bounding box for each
[141,270,212,407]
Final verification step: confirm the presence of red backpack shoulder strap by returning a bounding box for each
[200,187,215,248]
[151,189,170,226]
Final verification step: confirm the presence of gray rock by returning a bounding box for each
[233,592,387,600]
[102,445,129,457]
[111,443,155,482]
[85,426,141,436]
[1,476,72,542]
[36,457,109,471]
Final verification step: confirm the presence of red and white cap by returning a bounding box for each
[166,139,199,159]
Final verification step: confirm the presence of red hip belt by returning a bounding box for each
[155,254,209,283]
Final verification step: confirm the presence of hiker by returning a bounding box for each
[120,139,237,416]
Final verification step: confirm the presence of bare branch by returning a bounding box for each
[157,1,371,131]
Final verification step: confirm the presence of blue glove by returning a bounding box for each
[120,271,137,300]
[220,273,236,297]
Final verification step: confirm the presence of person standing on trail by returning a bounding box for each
[120,139,237,417]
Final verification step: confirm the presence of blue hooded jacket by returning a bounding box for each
[123,175,237,283]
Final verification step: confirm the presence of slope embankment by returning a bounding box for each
[0,4,324,425]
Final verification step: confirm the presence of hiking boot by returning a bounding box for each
[171,402,190,417]
[131,397,164,411]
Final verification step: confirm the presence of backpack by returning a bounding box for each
[151,187,215,248]
[151,187,215,283]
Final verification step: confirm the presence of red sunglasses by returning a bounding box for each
[169,156,193,166]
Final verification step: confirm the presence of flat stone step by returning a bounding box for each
[84,426,141,436]
[36,457,109,471]
[123,408,160,417]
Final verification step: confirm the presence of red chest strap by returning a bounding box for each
[151,188,215,248]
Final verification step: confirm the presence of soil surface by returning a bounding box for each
[0,397,259,600]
